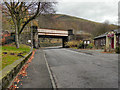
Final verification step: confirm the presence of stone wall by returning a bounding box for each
[20,32,31,46]
[1,49,32,89]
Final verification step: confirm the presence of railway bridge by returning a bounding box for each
[31,26,73,48]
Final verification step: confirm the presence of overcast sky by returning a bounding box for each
[56,0,119,25]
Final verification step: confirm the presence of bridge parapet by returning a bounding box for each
[38,29,68,37]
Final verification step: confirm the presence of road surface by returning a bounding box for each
[44,47,118,88]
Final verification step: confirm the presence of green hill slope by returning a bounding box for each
[38,14,117,37]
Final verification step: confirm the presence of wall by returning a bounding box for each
[19,32,31,46]
[94,37,106,49]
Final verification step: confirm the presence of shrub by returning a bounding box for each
[101,46,105,49]
[86,43,94,49]
[77,40,84,49]
[65,41,78,48]
[115,46,120,54]
[65,40,83,48]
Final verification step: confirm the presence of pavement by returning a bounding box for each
[17,49,53,88]
[43,46,118,88]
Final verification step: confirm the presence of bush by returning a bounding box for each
[115,46,120,53]
[65,41,78,48]
[101,46,105,49]
[77,40,84,49]
[65,40,94,49]
[86,43,94,49]
[65,40,83,48]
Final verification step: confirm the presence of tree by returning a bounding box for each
[2,1,56,48]
[93,20,110,37]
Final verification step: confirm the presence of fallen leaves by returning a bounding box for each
[9,50,36,89]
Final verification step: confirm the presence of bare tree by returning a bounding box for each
[2,1,56,48]
[93,20,110,37]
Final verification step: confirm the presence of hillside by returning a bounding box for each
[38,14,117,37]
[2,13,118,38]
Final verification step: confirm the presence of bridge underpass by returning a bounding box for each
[38,35,67,48]
[31,26,73,48]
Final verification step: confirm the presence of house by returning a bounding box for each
[94,29,120,51]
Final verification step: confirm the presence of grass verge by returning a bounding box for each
[1,44,31,70]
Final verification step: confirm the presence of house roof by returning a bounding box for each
[94,32,107,40]
[94,29,120,40]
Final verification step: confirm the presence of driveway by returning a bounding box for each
[43,47,118,88]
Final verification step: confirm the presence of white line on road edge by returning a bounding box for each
[43,51,57,90]
[63,48,93,57]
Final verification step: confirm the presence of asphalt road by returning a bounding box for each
[44,47,118,88]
